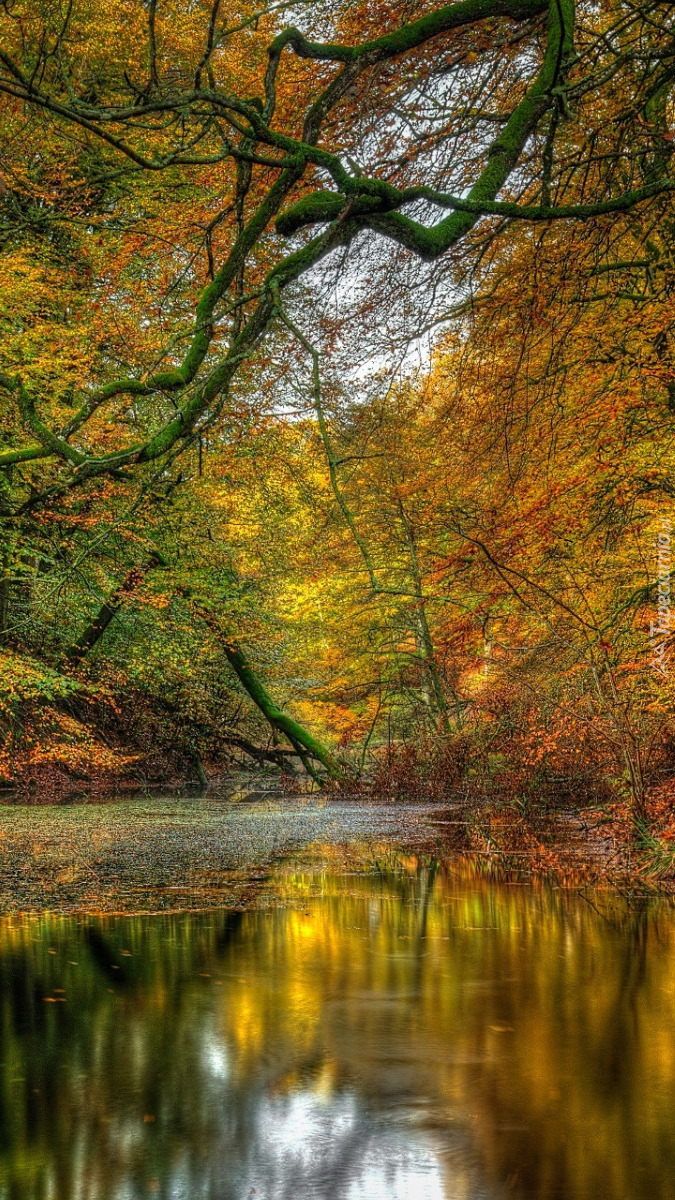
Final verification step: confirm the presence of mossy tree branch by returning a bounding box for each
[186,596,344,780]
[0,0,670,500]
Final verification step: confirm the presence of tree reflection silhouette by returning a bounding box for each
[0,867,672,1199]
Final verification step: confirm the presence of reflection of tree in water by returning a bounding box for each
[0,870,673,1199]
[589,905,649,1097]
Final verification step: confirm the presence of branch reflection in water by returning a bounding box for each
[0,857,672,1199]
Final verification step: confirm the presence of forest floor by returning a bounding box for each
[0,775,672,914]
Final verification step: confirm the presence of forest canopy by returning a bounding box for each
[0,0,674,814]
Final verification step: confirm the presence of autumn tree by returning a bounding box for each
[0,0,673,777]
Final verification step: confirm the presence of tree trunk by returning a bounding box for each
[192,752,209,789]
[221,639,342,780]
[68,552,165,664]
[397,500,451,733]
[188,597,342,781]
[0,467,14,643]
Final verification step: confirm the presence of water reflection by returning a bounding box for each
[0,860,673,1199]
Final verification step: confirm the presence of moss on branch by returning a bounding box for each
[269,0,548,65]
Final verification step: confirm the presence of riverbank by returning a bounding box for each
[0,782,673,915]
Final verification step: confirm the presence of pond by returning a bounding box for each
[0,857,673,1199]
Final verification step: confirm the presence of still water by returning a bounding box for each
[0,858,673,1200]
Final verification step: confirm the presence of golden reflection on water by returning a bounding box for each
[0,856,673,1199]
